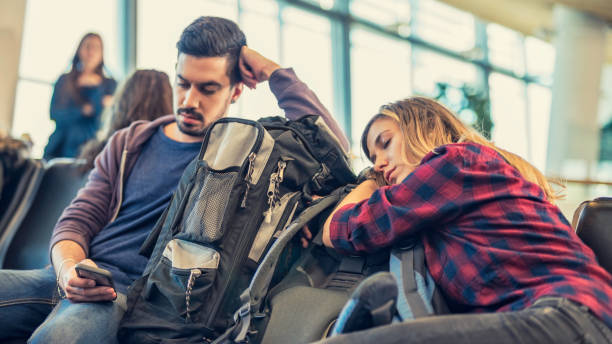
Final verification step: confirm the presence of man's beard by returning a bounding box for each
[176,108,208,137]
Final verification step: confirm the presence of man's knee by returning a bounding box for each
[29,300,124,344]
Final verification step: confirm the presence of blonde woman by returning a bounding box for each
[322,97,612,343]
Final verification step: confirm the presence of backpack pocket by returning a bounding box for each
[182,169,239,242]
[144,239,220,322]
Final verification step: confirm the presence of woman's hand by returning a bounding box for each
[102,95,113,108]
[82,103,94,116]
[322,180,379,248]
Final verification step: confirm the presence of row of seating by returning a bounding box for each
[0,158,610,274]
[0,158,89,270]
[0,157,609,344]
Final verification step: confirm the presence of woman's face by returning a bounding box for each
[78,36,103,71]
[366,117,414,185]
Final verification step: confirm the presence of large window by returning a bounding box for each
[12,0,119,158]
[412,0,476,53]
[525,36,555,85]
[350,26,411,168]
[489,72,528,158]
[11,0,559,170]
[350,0,411,29]
[281,7,334,116]
[487,23,525,76]
[235,0,280,120]
[527,84,552,171]
[137,0,237,82]
[412,48,481,96]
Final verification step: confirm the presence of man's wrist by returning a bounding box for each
[56,258,76,279]
[262,64,281,80]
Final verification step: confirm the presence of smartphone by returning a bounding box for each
[75,263,115,290]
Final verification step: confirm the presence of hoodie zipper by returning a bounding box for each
[110,148,128,222]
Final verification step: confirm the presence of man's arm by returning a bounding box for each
[49,131,126,302]
[238,46,350,152]
[52,240,116,301]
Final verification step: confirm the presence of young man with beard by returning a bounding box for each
[0,16,348,343]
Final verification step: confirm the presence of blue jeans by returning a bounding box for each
[0,267,127,344]
[319,297,612,344]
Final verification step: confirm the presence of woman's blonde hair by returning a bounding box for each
[361,96,561,203]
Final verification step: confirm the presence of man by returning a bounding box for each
[0,16,348,343]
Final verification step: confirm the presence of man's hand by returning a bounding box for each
[59,258,117,302]
[238,46,281,89]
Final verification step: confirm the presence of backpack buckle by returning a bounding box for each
[235,303,250,321]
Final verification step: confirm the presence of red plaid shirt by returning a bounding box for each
[330,142,612,327]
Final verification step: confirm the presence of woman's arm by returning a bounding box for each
[50,75,84,124]
[321,146,479,255]
[322,179,378,247]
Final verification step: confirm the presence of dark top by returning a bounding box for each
[88,127,201,293]
[43,74,116,160]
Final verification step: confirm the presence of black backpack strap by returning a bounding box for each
[214,190,346,344]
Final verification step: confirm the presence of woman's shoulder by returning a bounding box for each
[55,73,71,85]
[102,76,117,93]
[421,142,506,167]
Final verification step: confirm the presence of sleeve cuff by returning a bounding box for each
[329,203,358,253]
[268,67,297,96]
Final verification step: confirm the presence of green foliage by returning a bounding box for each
[433,82,493,140]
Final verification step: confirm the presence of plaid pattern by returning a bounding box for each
[330,142,612,328]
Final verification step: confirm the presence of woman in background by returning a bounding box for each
[78,69,173,172]
[43,33,116,160]
[322,97,612,343]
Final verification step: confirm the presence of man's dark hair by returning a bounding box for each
[177,16,247,85]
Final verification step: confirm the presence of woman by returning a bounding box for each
[43,33,117,160]
[78,69,173,172]
[322,97,612,343]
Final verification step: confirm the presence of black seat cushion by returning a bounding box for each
[572,197,612,274]
[2,159,89,269]
[0,160,45,265]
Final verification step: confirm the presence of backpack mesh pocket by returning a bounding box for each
[182,170,238,242]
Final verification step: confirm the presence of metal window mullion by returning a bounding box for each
[118,0,137,79]
[521,35,533,161]
[331,2,351,145]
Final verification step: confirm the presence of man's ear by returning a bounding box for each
[230,82,244,104]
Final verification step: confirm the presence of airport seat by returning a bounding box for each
[0,158,89,269]
[0,159,45,266]
[572,197,612,274]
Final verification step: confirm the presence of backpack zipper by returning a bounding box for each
[240,152,257,208]
[185,268,202,323]
[264,160,287,223]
